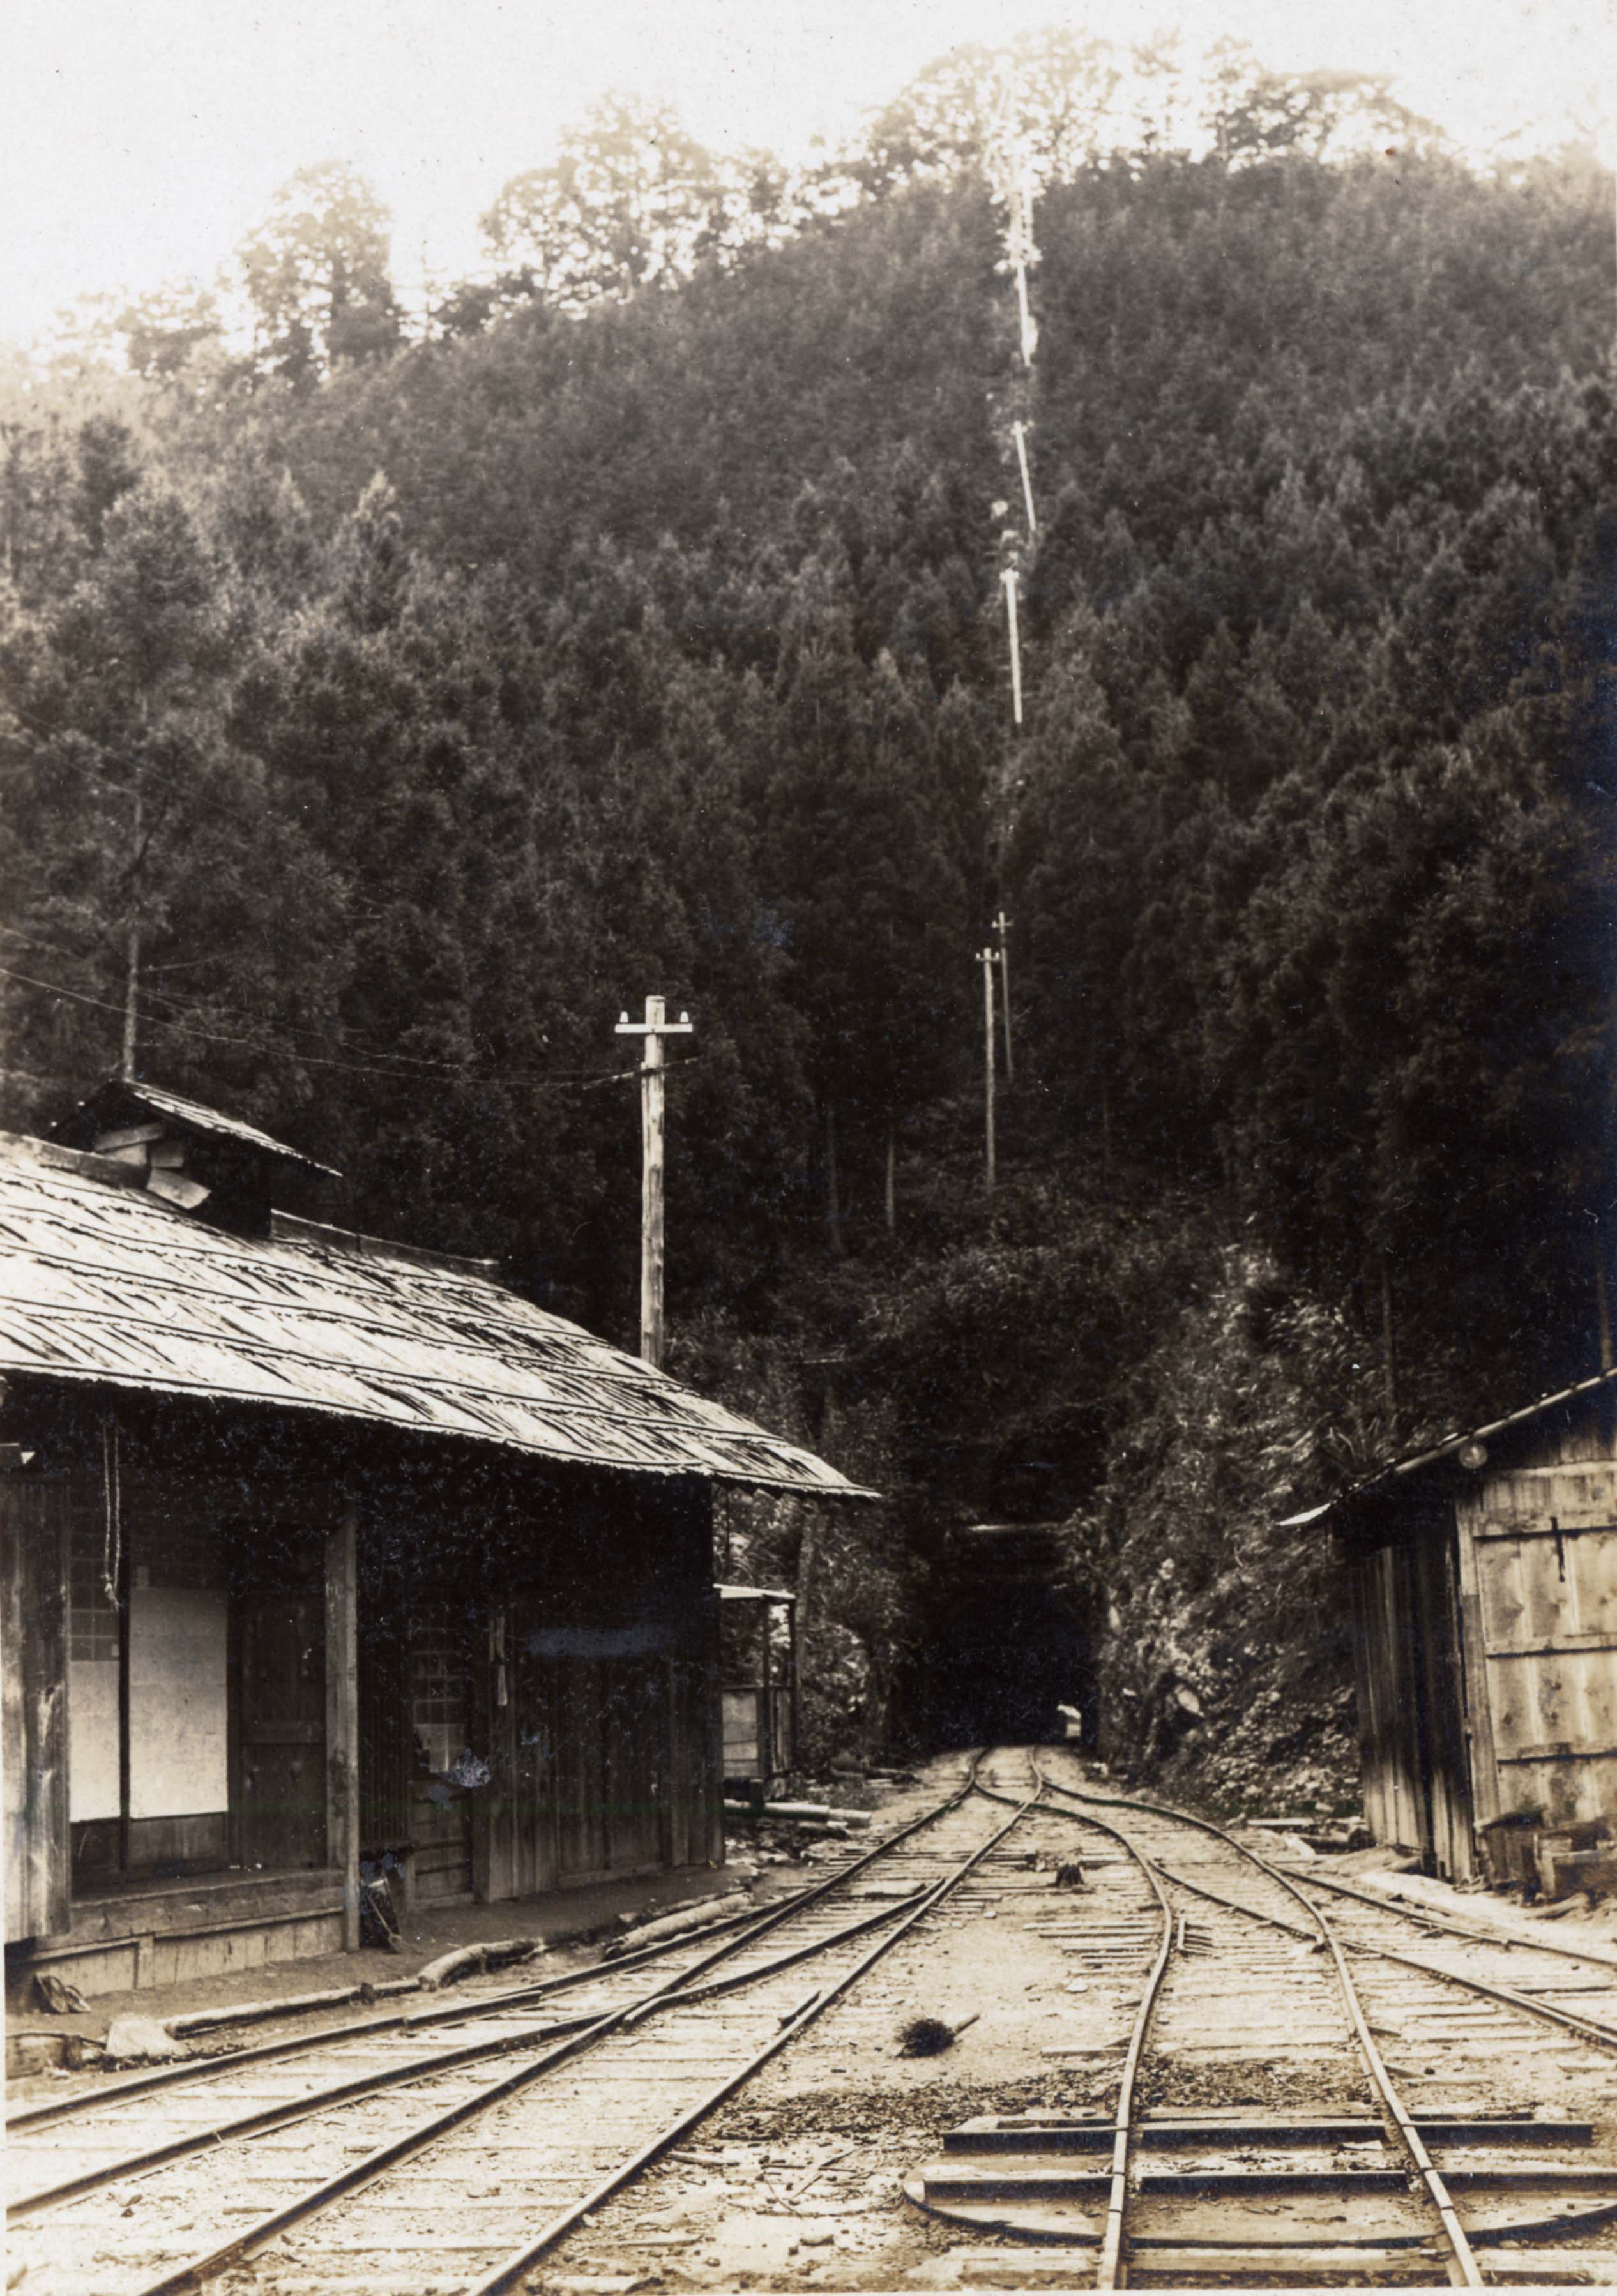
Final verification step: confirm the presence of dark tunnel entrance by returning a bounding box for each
[901,1522,1100,1749]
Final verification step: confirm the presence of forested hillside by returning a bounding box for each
[4,37,1613,1795]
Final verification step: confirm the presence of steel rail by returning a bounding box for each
[1296,1863,1617,1975]
[121,1882,937,2296]
[13,1747,987,2189]
[1159,1856,1617,2057]
[976,1769,1175,2290]
[1038,1764,1484,2288]
[15,1744,983,2177]
[10,1769,983,2140]
[6,1894,787,2136]
[459,1766,1044,2296]
[1149,1857,1617,2253]
[9,1885,927,2221]
[111,1755,1005,2293]
[6,1901,872,2186]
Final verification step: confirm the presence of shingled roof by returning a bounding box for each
[0,1130,874,1499]
[50,1077,342,1179]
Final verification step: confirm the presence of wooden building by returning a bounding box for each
[1,1082,868,1996]
[1306,1370,1617,1883]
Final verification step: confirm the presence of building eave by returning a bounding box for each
[0,1131,877,1503]
[1282,1366,1617,1529]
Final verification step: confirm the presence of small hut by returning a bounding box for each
[1305,1370,1617,1887]
[1,1081,870,1995]
[718,1585,797,1797]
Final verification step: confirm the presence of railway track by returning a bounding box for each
[902,1747,1617,2286]
[5,1748,1047,2295]
[1287,1865,1617,2049]
[6,1813,943,2216]
[551,1752,1617,2287]
[21,1744,1617,2290]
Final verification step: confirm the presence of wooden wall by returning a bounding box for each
[1346,1504,1474,1879]
[3,1471,70,1941]
[1453,1410,1617,1837]
[669,1649,724,1868]
[4,1390,358,1987]
[17,1869,346,1993]
[1347,1395,1617,1882]
[358,1457,724,1908]
[8,1386,726,1988]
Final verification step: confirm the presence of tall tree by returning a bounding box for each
[0,435,341,1124]
[237,162,402,388]
[481,94,727,313]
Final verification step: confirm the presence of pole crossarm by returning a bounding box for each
[615,1013,694,1041]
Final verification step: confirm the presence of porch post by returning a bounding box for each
[474,1605,519,1903]
[759,1594,772,1786]
[787,1594,800,1776]
[1,1471,70,1942]
[326,1500,360,1951]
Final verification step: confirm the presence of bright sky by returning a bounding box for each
[3,0,1610,347]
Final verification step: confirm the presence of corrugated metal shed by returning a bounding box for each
[0,1131,874,1499]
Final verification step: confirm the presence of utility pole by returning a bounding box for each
[992,909,1014,1082]
[1378,1250,1400,1430]
[614,995,693,1370]
[120,782,142,1082]
[117,713,158,1085]
[1005,154,1038,368]
[978,947,998,1197]
[120,924,139,1082]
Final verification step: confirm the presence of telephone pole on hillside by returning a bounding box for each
[614,995,693,1370]
[978,948,998,1197]
[993,909,1014,1082]
[120,782,144,1082]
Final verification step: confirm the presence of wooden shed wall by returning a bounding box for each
[1346,1513,1473,1879]
[8,1391,725,1993]
[356,1459,722,1907]
[1452,1411,1617,1836]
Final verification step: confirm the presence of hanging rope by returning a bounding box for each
[100,1413,123,1613]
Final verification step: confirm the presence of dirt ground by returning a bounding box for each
[541,1786,1130,2292]
[535,1760,1617,2294]
[22,1754,1617,2291]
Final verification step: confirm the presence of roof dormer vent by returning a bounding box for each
[49,1079,340,1234]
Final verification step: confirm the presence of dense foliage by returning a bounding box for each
[3,42,1613,1778]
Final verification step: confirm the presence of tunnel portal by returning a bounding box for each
[906,1520,1099,1750]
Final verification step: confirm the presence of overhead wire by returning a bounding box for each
[120,969,526,1078]
[0,923,639,1085]
[0,963,684,1094]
